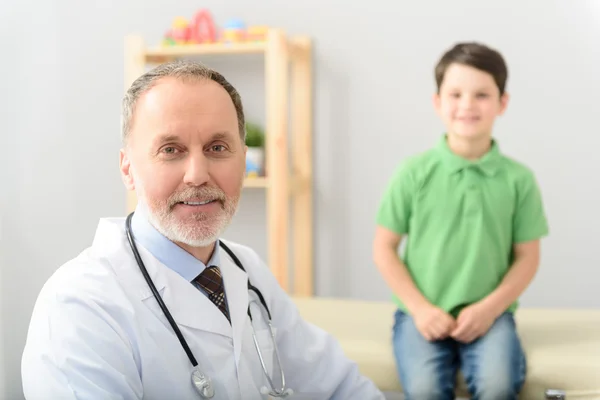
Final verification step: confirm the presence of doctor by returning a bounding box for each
[21,60,384,400]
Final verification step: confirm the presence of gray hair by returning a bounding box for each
[121,60,246,144]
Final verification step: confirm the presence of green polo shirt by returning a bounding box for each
[376,135,549,317]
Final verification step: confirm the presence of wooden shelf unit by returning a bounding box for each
[124,29,314,296]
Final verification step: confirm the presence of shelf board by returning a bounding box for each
[243,177,269,188]
[145,42,266,61]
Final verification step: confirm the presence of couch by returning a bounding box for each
[293,297,600,400]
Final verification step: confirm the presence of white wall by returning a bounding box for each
[3,0,599,398]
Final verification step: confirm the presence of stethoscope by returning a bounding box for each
[125,212,293,399]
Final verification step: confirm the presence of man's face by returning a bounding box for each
[120,77,246,247]
[434,63,508,140]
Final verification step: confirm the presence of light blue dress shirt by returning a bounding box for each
[130,206,222,297]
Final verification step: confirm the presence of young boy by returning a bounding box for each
[373,42,549,400]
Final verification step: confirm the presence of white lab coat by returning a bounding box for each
[21,217,384,400]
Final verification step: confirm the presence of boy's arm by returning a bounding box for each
[373,162,456,341]
[479,240,540,318]
[480,172,549,318]
[373,227,456,341]
[372,227,428,314]
[452,172,549,343]
[373,162,425,312]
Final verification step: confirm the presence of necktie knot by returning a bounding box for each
[195,266,230,323]
[196,265,224,295]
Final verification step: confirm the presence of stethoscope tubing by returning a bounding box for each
[125,212,289,397]
[124,212,273,367]
[126,212,200,367]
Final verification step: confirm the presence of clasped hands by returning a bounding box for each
[413,302,497,343]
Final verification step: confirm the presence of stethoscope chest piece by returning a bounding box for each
[191,366,215,399]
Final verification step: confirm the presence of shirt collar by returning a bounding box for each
[435,134,502,176]
[130,206,220,282]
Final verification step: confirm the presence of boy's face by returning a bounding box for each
[433,63,508,140]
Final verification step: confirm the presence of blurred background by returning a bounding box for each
[1,0,599,398]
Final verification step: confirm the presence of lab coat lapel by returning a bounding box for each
[92,218,167,301]
[158,265,232,338]
[96,217,233,338]
[219,248,249,364]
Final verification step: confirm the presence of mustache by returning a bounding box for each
[168,186,227,207]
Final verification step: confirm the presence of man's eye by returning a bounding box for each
[160,146,180,157]
[211,145,226,152]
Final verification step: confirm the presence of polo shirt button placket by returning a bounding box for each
[464,167,481,217]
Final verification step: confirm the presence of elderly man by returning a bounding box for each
[21,60,384,400]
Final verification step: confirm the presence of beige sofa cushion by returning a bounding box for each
[293,297,600,400]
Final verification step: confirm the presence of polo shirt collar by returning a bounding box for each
[436,134,502,176]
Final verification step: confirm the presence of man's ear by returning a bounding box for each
[119,148,135,191]
[498,92,510,116]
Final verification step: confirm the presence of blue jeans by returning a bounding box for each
[393,309,526,400]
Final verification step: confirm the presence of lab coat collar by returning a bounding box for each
[91,217,165,300]
[92,217,249,351]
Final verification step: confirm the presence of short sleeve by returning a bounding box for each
[513,172,549,243]
[376,162,415,235]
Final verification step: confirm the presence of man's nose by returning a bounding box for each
[183,153,210,186]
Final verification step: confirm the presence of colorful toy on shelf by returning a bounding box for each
[246,26,268,42]
[161,11,269,47]
[162,9,217,46]
[189,9,217,43]
[163,16,190,45]
[221,19,247,43]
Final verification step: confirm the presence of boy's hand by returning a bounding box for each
[413,304,456,341]
[450,303,496,343]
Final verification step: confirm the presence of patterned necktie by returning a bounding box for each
[195,266,230,323]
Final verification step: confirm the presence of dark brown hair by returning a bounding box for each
[435,42,508,95]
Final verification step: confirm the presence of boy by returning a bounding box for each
[373,42,549,400]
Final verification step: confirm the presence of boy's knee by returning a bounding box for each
[404,378,448,400]
[462,312,526,399]
[400,367,456,400]
[471,372,524,400]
